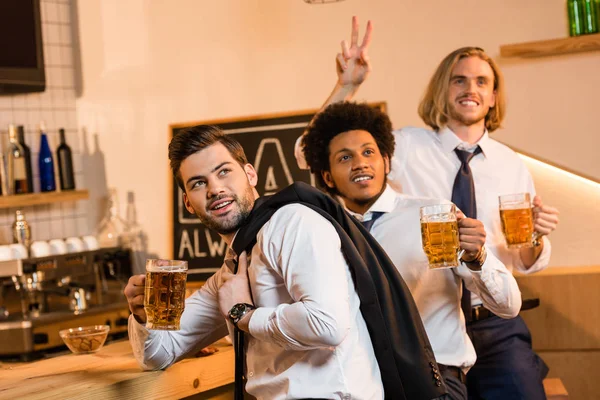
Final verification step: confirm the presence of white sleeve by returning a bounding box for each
[128,269,229,370]
[248,205,351,350]
[294,134,309,170]
[456,250,522,319]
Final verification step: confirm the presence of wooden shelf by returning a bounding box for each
[500,33,600,58]
[0,189,89,209]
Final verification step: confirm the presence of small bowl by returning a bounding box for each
[59,325,110,354]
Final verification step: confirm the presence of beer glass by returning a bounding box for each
[420,204,464,269]
[499,193,537,249]
[144,259,188,330]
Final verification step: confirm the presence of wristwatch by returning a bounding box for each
[228,303,255,326]
[461,246,487,271]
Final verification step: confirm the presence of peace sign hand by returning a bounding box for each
[336,16,373,88]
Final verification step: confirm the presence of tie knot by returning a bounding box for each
[361,211,384,231]
[454,146,481,164]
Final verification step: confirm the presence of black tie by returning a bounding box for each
[451,146,481,324]
[361,211,384,231]
[452,147,482,219]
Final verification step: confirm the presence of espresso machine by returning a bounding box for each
[0,247,133,360]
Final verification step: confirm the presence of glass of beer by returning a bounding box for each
[499,193,537,249]
[144,259,188,330]
[420,204,463,269]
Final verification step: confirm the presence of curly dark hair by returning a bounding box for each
[302,102,394,195]
[169,125,248,191]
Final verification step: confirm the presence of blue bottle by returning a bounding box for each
[38,123,56,192]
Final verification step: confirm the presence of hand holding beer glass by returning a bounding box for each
[144,259,188,330]
[420,204,465,269]
[499,193,538,249]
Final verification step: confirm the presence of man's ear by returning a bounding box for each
[321,170,335,189]
[490,89,497,108]
[244,163,258,187]
[183,192,195,215]
[384,155,391,175]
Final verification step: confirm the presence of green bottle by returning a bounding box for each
[583,0,598,33]
[596,0,600,28]
[568,0,585,36]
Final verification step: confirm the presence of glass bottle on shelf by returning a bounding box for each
[16,126,33,194]
[57,128,76,190]
[122,191,147,275]
[96,188,126,248]
[568,0,585,36]
[7,124,29,195]
[38,122,56,192]
[583,0,598,33]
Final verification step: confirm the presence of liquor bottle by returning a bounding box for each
[0,154,7,195]
[16,126,33,194]
[583,0,598,33]
[38,122,56,192]
[568,0,585,36]
[57,128,75,190]
[7,124,29,194]
[96,188,126,248]
[122,191,147,275]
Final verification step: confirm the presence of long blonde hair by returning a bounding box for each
[418,47,506,133]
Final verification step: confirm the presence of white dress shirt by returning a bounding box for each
[347,186,521,371]
[129,204,383,400]
[386,127,551,305]
[294,127,551,280]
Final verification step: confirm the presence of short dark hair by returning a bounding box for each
[169,125,248,191]
[302,102,394,195]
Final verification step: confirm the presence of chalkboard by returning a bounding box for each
[170,104,386,280]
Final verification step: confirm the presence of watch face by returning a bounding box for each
[231,304,246,318]
[230,303,246,320]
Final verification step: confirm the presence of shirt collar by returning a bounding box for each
[346,184,396,221]
[438,126,491,158]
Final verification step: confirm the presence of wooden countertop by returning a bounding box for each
[0,339,234,400]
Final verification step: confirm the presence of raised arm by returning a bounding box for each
[295,16,373,169]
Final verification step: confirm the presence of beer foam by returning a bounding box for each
[146,265,187,273]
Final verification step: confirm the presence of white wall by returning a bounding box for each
[74,0,600,267]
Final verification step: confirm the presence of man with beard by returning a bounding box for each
[124,125,387,399]
[294,17,559,400]
[301,101,521,400]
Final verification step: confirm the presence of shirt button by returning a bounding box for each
[248,371,254,377]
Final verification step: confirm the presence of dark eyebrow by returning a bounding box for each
[185,161,233,186]
[332,142,377,158]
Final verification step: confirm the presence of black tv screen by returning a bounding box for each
[0,0,45,94]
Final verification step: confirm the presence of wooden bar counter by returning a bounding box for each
[0,338,234,400]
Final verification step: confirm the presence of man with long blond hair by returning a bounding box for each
[295,17,559,400]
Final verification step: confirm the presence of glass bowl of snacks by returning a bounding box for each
[59,325,110,354]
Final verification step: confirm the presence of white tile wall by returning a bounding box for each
[0,0,89,243]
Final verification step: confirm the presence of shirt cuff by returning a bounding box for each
[247,306,277,343]
[516,236,551,274]
[128,314,152,365]
[468,253,503,302]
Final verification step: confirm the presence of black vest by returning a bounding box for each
[232,182,447,400]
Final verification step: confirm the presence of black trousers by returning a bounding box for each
[466,315,548,400]
[436,368,468,400]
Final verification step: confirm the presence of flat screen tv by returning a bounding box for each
[0,0,45,94]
